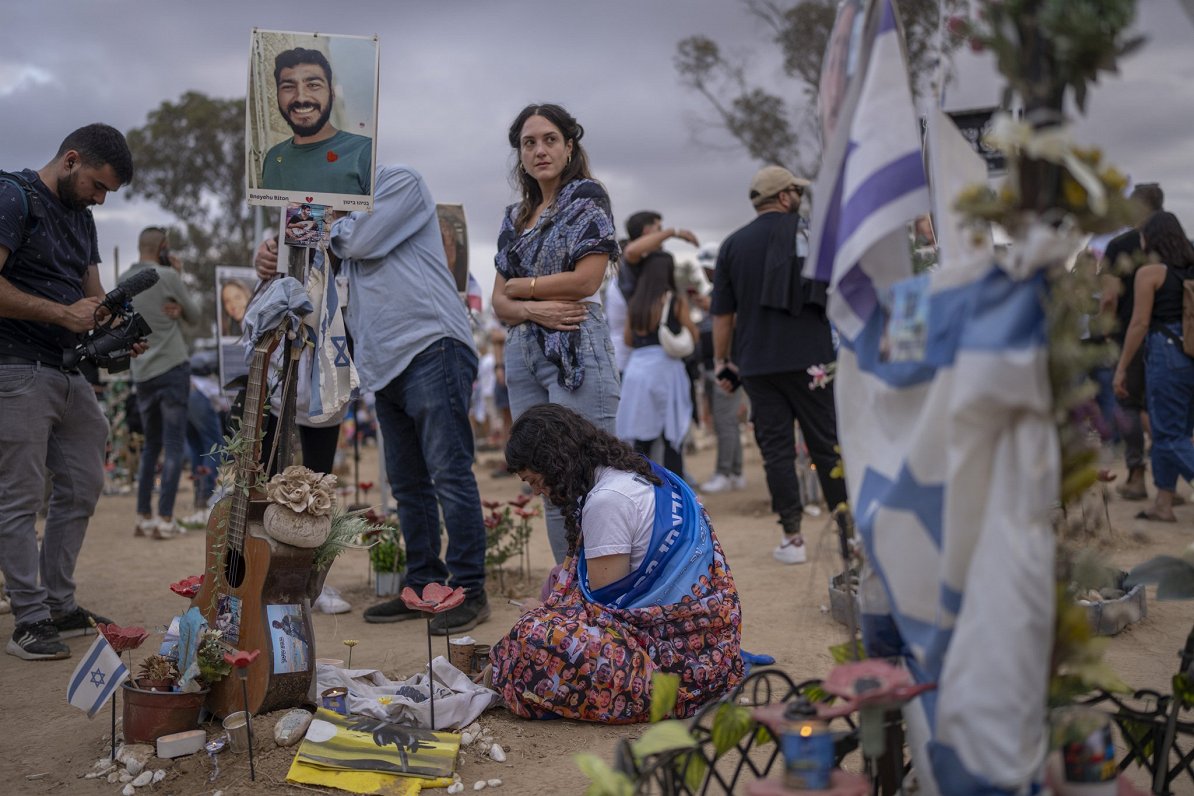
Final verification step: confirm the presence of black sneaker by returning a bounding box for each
[363,596,424,624]
[51,606,112,639]
[429,593,491,636]
[7,620,70,660]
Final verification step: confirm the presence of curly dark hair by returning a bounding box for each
[1141,211,1194,271]
[55,123,134,185]
[505,404,660,555]
[507,103,594,234]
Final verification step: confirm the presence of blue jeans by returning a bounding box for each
[186,387,223,506]
[374,338,485,597]
[136,363,190,518]
[505,305,621,563]
[1145,329,1194,491]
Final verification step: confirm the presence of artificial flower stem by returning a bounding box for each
[425,616,436,729]
[239,671,256,781]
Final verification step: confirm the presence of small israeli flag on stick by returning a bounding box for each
[67,635,129,719]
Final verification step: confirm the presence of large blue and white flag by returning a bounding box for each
[306,246,358,423]
[805,0,929,342]
[807,2,1059,793]
[67,636,128,718]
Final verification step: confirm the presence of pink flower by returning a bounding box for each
[170,574,204,598]
[945,16,969,37]
[969,36,986,54]
[97,623,150,654]
[484,514,502,529]
[818,660,935,719]
[807,363,833,390]
[509,494,532,508]
[514,507,537,519]
[401,583,466,614]
[224,649,261,669]
[481,499,503,510]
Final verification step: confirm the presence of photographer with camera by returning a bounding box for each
[0,123,136,661]
[122,227,199,541]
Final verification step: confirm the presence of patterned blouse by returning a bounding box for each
[495,178,619,390]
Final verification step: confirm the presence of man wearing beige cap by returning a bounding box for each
[710,165,846,565]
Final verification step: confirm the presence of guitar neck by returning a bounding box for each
[228,333,276,551]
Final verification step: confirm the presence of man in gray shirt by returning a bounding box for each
[122,227,200,539]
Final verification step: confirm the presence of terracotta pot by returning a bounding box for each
[136,678,175,692]
[121,682,208,744]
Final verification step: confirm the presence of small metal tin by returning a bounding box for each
[321,686,349,716]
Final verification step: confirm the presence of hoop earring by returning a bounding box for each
[567,154,572,165]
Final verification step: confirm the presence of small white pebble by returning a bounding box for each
[132,770,153,787]
[126,759,144,777]
[107,772,120,783]
[119,772,133,783]
[474,781,487,791]
[461,730,475,746]
[487,778,503,787]
[122,785,135,796]
[447,784,464,794]
[489,743,506,762]
[152,770,165,784]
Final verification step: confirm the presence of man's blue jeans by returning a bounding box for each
[374,338,486,598]
[136,363,190,518]
[1145,328,1194,491]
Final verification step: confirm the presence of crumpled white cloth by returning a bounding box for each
[315,656,497,731]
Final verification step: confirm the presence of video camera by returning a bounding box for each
[62,269,159,371]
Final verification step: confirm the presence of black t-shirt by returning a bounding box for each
[1104,228,1142,341]
[1152,265,1189,327]
[0,169,100,365]
[711,212,835,377]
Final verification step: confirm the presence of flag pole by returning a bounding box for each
[111,693,117,760]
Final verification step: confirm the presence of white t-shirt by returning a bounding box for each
[581,466,656,571]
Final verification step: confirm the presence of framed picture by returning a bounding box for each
[247,29,379,211]
[283,201,329,249]
[436,203,468,293]
[215,266,257,390]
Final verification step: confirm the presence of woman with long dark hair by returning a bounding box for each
[1113,210,1194,521]
[616,247,698,475]
[491,104,622,563]
[488,404,743,724]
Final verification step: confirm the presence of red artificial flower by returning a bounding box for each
[97,623,150,654]
[945,15,969,37]
[484,515,502,529]
[481,500,502,510]
[509,494,532,508]
[817,660,935,719]
[224,649,261,669]
[359,481,374,492]
[326,151,339,163]
[514,507,537,519]
[170,574,204,598]
[400,583,466,614]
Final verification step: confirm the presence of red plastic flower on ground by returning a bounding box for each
[97,623,149,654]
[224,649,261,669]
[170,574,204,598]
[817,660,935,719]
[481,499,503,510]
[509,494,532,508]
[401,583,466,614]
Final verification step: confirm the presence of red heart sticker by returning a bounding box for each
[326,151,339,163]
[305,196,314,202]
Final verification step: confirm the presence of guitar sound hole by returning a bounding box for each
[224,547,245,588]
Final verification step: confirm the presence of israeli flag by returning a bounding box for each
[808,2,1057,793]
[307,247,358,423]
[67,636,128,718]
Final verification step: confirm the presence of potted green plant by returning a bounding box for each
[366,512,406,596]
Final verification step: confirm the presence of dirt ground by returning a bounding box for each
[2,432,1194,795]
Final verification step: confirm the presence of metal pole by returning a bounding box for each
[426,618,436,729]
[240,675,256,781]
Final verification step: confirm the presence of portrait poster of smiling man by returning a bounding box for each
[247,29,379,211]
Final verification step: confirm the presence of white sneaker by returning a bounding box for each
[773,535,807,564]
[701,473,733,493]
[315,586,352,614]
[179,509,209,529]
[156,518,183,537]
[731,474,747,491]
[803,504,823,517]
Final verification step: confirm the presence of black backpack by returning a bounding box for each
[0,170,45,256]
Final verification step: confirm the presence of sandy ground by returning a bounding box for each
[2,432,1194,795]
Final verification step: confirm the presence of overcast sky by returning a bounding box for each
[4,0,1192,302]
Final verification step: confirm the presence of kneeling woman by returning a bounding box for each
[490,404,743,723]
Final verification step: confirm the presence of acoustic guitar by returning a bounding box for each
[192,326,317,717]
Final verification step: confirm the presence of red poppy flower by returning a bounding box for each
[817,660,935,719]
[359,481,374,491]
[509,494,532,508]
[224,649,261,669]
[400,583,466,614]
[481,500,502,510]
[326,151,339,163]
[484,515,502,529]
[170,574,204,598]
[514,507,537,519]
[97,623,150,654]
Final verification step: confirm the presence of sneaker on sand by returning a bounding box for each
[314,586,352,615]
[701,473,733,493]
[429,593,492,636]
[7,619,70,660]
[773,536,808,565]
[363,597,424,624]
[52,606,113,639]
[135,517,179,540]
[179,509,210,529]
